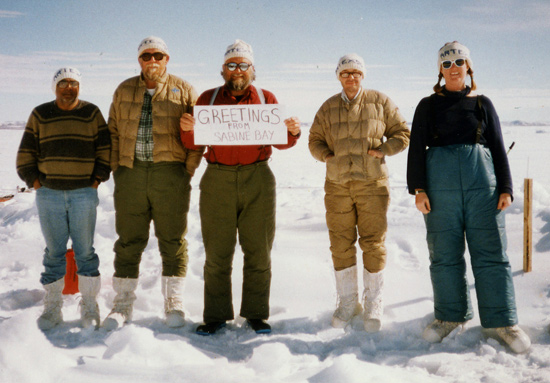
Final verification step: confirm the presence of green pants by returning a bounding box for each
[199,161,276,323]
[113,160,191,278]
[324,180,390,272]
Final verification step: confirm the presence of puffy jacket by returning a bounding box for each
[309,89,410,184]
[108,71,202,174]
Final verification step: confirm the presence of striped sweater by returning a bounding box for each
[16,100,111,190]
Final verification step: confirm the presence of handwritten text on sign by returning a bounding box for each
[194,105,287,145]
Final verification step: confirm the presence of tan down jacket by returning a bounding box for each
[309,89,410,185]
[108,71,202,174]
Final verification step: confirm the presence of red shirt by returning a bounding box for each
[180,84,299,165]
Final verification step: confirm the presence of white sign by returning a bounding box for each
[194,104,287,145]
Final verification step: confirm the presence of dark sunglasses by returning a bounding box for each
[340,72,363,78]
[57,80,79,89]
[225,62,251,71]
[441,58,466,69]
[140,52,166,62]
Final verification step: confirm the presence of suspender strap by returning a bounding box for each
[475,95,484,144]
[209,87,221,105]
[428,94,438,139]
[257,88,265,104]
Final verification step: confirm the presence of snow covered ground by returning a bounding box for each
[1,121,550,383]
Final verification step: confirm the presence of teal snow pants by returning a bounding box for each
[424,144,518,328]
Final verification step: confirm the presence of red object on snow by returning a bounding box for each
[0,194,14,202]
[62,249,79,294]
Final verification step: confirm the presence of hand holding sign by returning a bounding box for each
[193,105,288,145]
[180,113,195,132]
[284,116,301,136]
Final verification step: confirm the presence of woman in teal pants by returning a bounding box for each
[406,41,530,353]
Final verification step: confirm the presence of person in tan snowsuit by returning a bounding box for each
[309,53,409,332]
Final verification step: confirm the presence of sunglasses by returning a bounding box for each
[140,52,166,61]
[57,80,79,89]
[225,62,251,71]
[441,58,466,69]
[340,72,363,79]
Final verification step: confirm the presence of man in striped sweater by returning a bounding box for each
[16,67,111,331]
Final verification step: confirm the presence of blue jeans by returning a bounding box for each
[36,186,100,285]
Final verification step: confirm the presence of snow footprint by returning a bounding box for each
[394,238,421,271]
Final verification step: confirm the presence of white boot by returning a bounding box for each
[362,269,384,333]
[79,276,101,329]
[103,277,138,331]
[332,266,362,328]
[423,319,464,343]
[162,276,186,328]
[37,278,64,331]
[496,325,531,353]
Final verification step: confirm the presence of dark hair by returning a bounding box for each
[433,68,477,93]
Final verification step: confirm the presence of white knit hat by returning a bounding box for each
[224,39,254,64]
[138,36,169,57]
[51,67,82,93]
[335,54,365,79]
[438,41,473,70]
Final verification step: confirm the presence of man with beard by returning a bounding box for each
[180,39,301,335]
[104,36,202,330]
[16,67,110,330]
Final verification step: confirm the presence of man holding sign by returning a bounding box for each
[180,39,301,335]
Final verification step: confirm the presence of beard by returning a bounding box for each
[222,71,256,91]
[143,64,164,83]
[56,89,79,109]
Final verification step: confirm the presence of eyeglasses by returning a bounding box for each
[225,62,251,72]
[140,52,166,61]
[340,72,363,78]
[441,58,466,69]
[57,80,79,89]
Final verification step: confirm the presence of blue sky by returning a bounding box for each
[1,0,549,123]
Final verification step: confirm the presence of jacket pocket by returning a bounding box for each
[326,157,340,182]
[363,154,386,180]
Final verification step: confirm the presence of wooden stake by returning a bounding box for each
[523,178,532,272]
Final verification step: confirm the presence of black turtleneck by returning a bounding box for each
[407,86,513,197]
